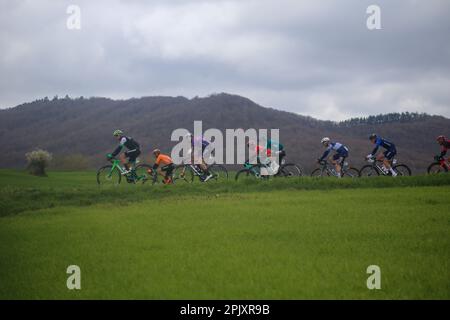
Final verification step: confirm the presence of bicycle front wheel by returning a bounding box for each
[279,163,303,177]
[311,168,328,177]
[359,165,380,177]
[427,162,448,174]
[235,168,257,181]
[173,165,194,183]
[393,164,412,176]
[97,165,121,185]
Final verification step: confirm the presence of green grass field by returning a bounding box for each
[0,170,449,299]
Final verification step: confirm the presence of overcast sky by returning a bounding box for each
[1,0,449,120]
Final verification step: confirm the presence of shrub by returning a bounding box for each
[25,149,52,176]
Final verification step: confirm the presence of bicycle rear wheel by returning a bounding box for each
[173,165,194,183]
[134,164,154,184]
[393,164,412,176]
[342,167,360,178]
[278,163,303,177]
[96,165,121,185]
[208,164,228,181]
[359,165,380,177]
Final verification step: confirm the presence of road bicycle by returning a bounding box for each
[96,158,153,185]
[359,157,411,177]
[311,160,360,178]
[173,163,228,183]
[427,156,449,174]
[235,159,303,181]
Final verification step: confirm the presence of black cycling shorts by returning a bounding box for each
[383,149,397,160]
[125,149,141,162]
[161,163,175,176]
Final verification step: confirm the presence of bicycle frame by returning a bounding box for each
[318,161,340,177]
[108,159,126,176]
[438,158,450,170]
[367,159,394,175]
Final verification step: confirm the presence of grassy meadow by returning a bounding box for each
[0,169,449,299]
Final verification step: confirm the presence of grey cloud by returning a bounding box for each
[0,0,449,120]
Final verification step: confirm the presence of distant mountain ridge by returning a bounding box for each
[1,93,448,173]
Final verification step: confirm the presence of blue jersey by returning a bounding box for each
[193,137,209,151]
[371,137,396,155]
[319,142,348,161]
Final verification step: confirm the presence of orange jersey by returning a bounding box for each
[155,154,173,166]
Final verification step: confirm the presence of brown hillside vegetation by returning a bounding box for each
[1,93,448,173]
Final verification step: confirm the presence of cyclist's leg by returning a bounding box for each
[200,146,211,176]
[331,154,342,175]
[383,149,397,175]
[127,150,140,171]
[120,153,129,169]
[279,150,286,165]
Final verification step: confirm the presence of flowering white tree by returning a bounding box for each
[25,149,52,176]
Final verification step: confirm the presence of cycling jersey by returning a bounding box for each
[319,142,349,162]
[155,154,173,167]
[266,139,284,152]
[440,139,450,157]
[192,137,210,151]
[371,137,396,156]
[112,136,140,157]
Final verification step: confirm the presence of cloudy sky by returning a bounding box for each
[1,0,449,120]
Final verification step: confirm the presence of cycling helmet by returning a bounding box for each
[153,148,161,155]
[436,135,446,142]
[113,129,123,137]
[321,137,330,144]
[369,133,377,140]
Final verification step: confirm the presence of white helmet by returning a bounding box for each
[321,137,330,144]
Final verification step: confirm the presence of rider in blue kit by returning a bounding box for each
[367,134,398,176]
[318,137,349,177]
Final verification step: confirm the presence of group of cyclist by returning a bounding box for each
[107,129,450,182]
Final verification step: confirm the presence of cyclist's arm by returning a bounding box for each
[153,156,161,170]
[111,145,124,157]
[370,140,381,156]
[441,145,448,157]
[319,147,331,162]
[111,137,127,157]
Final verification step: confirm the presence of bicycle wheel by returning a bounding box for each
[134,164,154,184]
[97,165,121,185]
[393,164,412,176]
[359,165,380,177]
[311,168,328,177]
[342,167,360,178]
[427,162,448,174]
[235,168,258,181]
[208,164,228,181]
[173,165,194,183]
[278,163,303,177]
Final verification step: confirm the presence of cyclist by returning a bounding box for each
[186,133,213,182]
[436,135,450,161]
[266,139,286,165]
[107,130,141,173]
[245,140,279,175]
[152,149,175,184]
[366,133,397,177]
[318,137,349,177]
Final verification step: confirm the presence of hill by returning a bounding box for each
[0,93,448,173]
